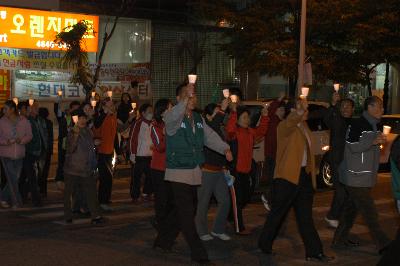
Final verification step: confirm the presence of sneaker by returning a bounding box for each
[261,194,271,211]
[325,217,339,228]
[100,204,113,212]
[199,234,214,241]
[211,232,231,241]
[91,216,106,226]
[0,201,10,208]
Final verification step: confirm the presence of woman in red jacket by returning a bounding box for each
[150,99,172,230]
[226,103,269,234]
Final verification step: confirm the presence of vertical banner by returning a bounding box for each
[0,69,11,106]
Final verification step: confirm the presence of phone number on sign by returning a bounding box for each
[36,40,67,49]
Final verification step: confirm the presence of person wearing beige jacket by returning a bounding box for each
[258,98,333,263]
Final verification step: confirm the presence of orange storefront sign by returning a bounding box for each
[0,6,98,52]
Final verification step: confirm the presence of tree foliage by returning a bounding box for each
[195,0,400,97]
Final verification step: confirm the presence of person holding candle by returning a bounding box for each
[154,83,233,265]
[226,101,269,235]
[261,93,286,211]
[390,135,400,214]
[332,96,391,254]
[54,100,81,188]
[129,103,154,202]
[37,107,53,198]
[195,99,232,241]
[323,93,355,228]
[20,102,46,207]
[93,98,117,210]
[117,93,135,163]
[63,109,105,225]
[149,98,172,230]
[0,100,32,208]
[258,98,333,262]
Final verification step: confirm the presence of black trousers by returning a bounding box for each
[258,169,323,257]
[263,156,276,202]
[38,152,52,196]
[234,172,251,232]
[151,169,171,227]
[130,156,152,199]
[20,154,41,206]
[55,141,65,182]
[154,181,208,261]
[97,153,113,204]
[326,162,346,220]
[64,174,100,220]
[377,228,400,266]
[333,185,391,250]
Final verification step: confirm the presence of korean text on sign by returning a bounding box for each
[0,6,98,52]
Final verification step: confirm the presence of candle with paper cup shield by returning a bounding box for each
[188,74,197,84]
[383,125,391,135]
[301,87,309,97]
[72,115,79,124]
[12,97,18,105]
[90,99,97,109]
[223,89,230,98]
[91,91,96,97]
[131,102,137,109]
[334,83,340,92]
[57,89,63,97]
[107,90,113,98]
[230,94,238,103]
[28,99,34,106]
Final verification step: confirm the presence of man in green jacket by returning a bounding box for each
[390,136,400,214]
[154,83,233,265]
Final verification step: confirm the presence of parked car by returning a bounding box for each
[315,114,400,188]
[242,100,331,189]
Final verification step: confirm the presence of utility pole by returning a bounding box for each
[297,0,307,96]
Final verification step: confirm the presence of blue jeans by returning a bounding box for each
[1,157,23,206]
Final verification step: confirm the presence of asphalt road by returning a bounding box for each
[0,170,398,266]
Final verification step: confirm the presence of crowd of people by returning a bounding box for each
[0,80,399,265]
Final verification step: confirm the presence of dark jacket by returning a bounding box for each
[26,116,46,157]
[264,100,283,159]
[203,111,227,170]
[64,127,97,178]
[339,111,380,188]
[323,105,352,165]
[44,118,54,155]
[390,136,400,200]
[117,102,132,124]
[54,102,69,141]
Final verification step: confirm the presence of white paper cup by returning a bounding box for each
[72,115,79,124]
[91,91,96,97]
[301,87,309,97]
[57,90,63,96]
[230,95,238,103]
[188,74,197,84]
[107,90,113,98]
[383,125,391,135]
[28,99,34,106]
[223,89,230,98]
[12,97,18,105]
[90,100,97,108]
[131,102,137,109]
[334,83,340,92]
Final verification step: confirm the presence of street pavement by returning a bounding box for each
[0,167,398,266]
